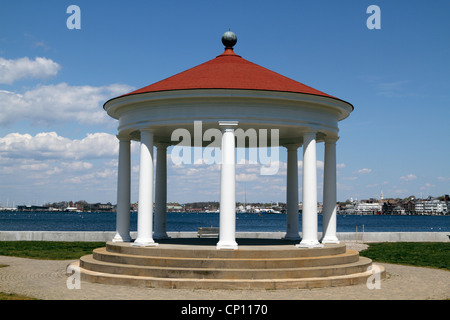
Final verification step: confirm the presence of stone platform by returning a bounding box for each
[72,238,385,289]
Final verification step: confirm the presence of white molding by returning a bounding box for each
[104,89,350,142]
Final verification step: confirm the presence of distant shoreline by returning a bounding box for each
[0,231,448,242]
[1,210,449,217]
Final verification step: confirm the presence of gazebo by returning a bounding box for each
[73,32,385,290]
[103,31,354,249]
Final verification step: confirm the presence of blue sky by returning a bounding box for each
[0,0,449,206]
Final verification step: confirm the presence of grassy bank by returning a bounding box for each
[359,242,449,270]
[0,241,105,260]
[0,292,38,300]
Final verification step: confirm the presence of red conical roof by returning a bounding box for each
[120,48,339,100]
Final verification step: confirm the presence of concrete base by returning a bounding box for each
[131,242,159,247]
[321,236,340,244]
[112,234,132,243]
[73,238,385,290]
[296,239,324,248]
[2,231,448,242]
[282,234,301,241]
[216,240,238,250]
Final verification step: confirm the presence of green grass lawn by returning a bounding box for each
[0,241,105,260]
[0,292,38,300]
[359,242,449,270]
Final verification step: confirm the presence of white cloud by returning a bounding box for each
[0,131,119,160]
[420,183,435,190]
[166,155,289,202]
[392,188,409,195]
[356,168,372,174]
[0,57,60,84]
[0,83,134,126]
[236,173,258,182]
[0,132,122,203]
[63,168,116,184]
[400,174,417,182]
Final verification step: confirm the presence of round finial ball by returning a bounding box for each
[222,31,237,48]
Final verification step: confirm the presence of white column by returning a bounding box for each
[113,136,132,242]
[133,129,158,247]
[297,131,323,248]
[154,143,170,239]
[284,144,301,240]
[321,138,339,243]
[217,121,238,250]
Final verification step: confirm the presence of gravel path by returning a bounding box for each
[0,243,448,300]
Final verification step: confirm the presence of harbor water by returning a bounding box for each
[0,211,448,233]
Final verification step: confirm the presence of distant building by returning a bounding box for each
[391,206,406,215]
[167,205,183,212]
[415,198,448,215]
[17,205,49,212]
[354,201,381,215]
[90,202,115,212]
[65,206,81,212]
[382,199,404,215]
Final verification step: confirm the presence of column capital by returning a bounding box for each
[155,142,171,149]
[324,136,339,144]
[139,128,153,134]
[283,143,301,150]
[219,121,239,129]
[116,134,131,142]
[303,130,317,136]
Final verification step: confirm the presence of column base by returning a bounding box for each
[321,236,340,244]
[296,240,324,248]
[282,233,301,241]
[112,233,132,243]
[132,239,158,247]
[216,241,238,250]
[153,233,171,240]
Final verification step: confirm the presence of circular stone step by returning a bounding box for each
[80,254,373,279]
[105,240,347,259]
[93,247,361,269]
[73,239,385,290]
[72,260,385,290]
